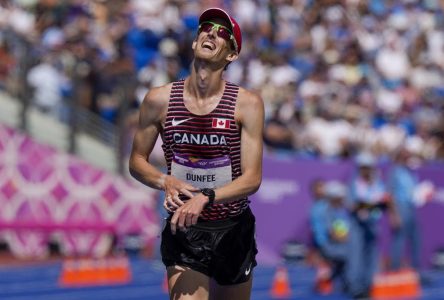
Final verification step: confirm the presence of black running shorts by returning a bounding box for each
[161,207,257,285]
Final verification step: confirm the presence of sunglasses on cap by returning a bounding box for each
[198,21,238,53]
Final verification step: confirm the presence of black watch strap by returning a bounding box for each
[200,188,215,207]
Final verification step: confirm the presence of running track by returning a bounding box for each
[1,257,444,300]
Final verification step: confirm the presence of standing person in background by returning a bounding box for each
[309,179,327,254]
[388,139,433,275]
[346,152,392,299]
[129,7,264,300]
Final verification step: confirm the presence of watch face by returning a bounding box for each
[203,188,214,196]
[201,188,215,203]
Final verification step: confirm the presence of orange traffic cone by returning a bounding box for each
[59,259,77,285]
[315,262,333,295]
[316,277,333,295]
[371,268,421,299]
[58,256,132,287]
[270,265,292,298]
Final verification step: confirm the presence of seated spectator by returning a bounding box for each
[314,180,351,293]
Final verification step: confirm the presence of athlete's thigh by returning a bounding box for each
[167,265,210,300]
[209,275,253,300]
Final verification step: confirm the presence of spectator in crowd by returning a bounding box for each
[26,54,68,118]
[0,0,442,162]
[263,103,297,153]
[346,152,391,299]
[0,35,15,91]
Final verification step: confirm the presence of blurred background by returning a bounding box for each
[0,0,444,299]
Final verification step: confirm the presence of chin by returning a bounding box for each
[195,51,217,61]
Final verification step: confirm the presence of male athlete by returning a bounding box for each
[129,7,264,300]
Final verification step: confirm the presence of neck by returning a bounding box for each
[188,58,225,99]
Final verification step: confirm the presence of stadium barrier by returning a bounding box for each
[0,124,159,258]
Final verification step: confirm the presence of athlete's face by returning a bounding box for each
[193,18,238,63]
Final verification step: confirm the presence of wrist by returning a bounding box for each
[158,174,167,190]
[200,188,215,207]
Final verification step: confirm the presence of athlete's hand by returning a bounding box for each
[170,193,208,234]
[163,175,198,212]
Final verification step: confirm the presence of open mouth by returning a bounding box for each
[202,41,215,50]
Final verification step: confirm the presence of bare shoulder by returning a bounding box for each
[237,86,263,107]
[235,86,264,122]
[141,83,173,111]
[139,82,174,126]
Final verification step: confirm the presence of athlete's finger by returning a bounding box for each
[172,193,184,206]
[190,213,199,226]
[170,212,178,234]
[168,202,179,209]
[185,211,194,227]
[178,210,187,230]
[163,196,172,210]
[182,183,199,192]
[179,187,195,199]
[164,202,176,212]
[166,195,179,209]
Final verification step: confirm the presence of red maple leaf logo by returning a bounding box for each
[212,118,230,129]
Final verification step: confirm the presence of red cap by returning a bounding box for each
[199,8,242,54]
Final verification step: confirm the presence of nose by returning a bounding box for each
[207,27,217,39]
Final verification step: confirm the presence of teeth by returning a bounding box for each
[202,41,215,50]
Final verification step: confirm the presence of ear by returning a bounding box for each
[225,51,239,63]
[192,38,197,51]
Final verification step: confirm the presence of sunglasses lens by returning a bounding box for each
[217,27,231,41]
[199,23,213,33]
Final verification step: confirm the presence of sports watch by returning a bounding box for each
[200,188,215,207]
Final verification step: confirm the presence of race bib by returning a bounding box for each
[171,153,232,189]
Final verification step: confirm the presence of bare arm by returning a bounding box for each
[214,87,264,202]
[129,84,198,206]
[129,85,169,189]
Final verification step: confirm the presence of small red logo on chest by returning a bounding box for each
[212,118,231,129]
